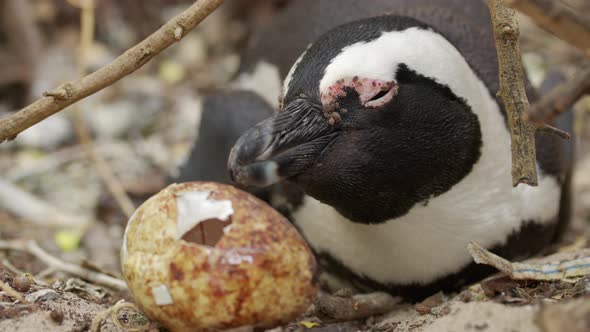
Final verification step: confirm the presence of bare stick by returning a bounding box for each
[0,239,127,291]
[506,0,590,53]
[0,279,28,304]
[6,142,123,181]
[71,0,136,218]
[488,0,541,186]
[527,66,590,124]
[0,178,93,227]
[77,124,136,218]
[0,0,225,143]
[313,292,400,322]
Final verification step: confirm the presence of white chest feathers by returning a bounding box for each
[293,174,560,285]
[291,28,562,285]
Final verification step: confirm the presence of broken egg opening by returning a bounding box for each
[175,190,234,246]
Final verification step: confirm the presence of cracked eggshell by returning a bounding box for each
[121,182,318,332]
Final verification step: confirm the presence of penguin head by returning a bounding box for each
[229,16,483,223]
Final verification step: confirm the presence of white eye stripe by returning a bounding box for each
[282,44,312,99]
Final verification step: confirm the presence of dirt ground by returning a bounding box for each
[0,1,589,331]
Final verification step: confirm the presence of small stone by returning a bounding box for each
[50,308,64,324]
[332,288,354,298]
[474,322,489,330]
[25,289,59,303]
[13,275,32,292]
[420,291,444,308]
[16,114,72,149]
[441,306,451,315]
[459,290,473,302]
[415,304,432,315]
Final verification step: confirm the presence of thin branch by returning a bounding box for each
[0,178,93,227]
[71,0,135,218]
[313,292,400,322]
[506,0,590,53]
[0,279,28,304]
[5,142,124,181]
[0,239,127,291]
[536,123,571,140]
[527,66,590,124]
[77,125,136,218]
[488,0,539,186]
[0,0,225,143]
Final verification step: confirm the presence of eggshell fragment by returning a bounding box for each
[121,182,318,332]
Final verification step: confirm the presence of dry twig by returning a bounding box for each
[71,0,136,218]
[507,0,590,53]
[468,242,590,280]
[313,292,400,322]
[0,279,28,304]
[0,0,224,143]
[487,0,568,187]
[5,142,130,181]
[0,178,93,227]
[0,239,127,291]
[527,66,590,124]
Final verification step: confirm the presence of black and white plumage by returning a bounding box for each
[179,0,571,300]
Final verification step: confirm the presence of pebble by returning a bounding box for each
[50,308,64,324]
[13,275,32,292]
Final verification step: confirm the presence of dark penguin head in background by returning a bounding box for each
[228,16,483,224]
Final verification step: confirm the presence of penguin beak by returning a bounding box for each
[228,99,337,187]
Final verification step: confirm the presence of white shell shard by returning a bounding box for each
[152,284,173,306]
[175,191,234,240]
[224,250,255,265]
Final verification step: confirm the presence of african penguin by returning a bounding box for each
[179,0,572,300]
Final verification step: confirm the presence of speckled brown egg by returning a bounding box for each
[121,182,318,332]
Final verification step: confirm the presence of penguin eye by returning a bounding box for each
[368,90,389,101]
[321,77,399,110]
[363,82,398,108]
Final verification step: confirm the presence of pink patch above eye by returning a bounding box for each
[321,77,399,109]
